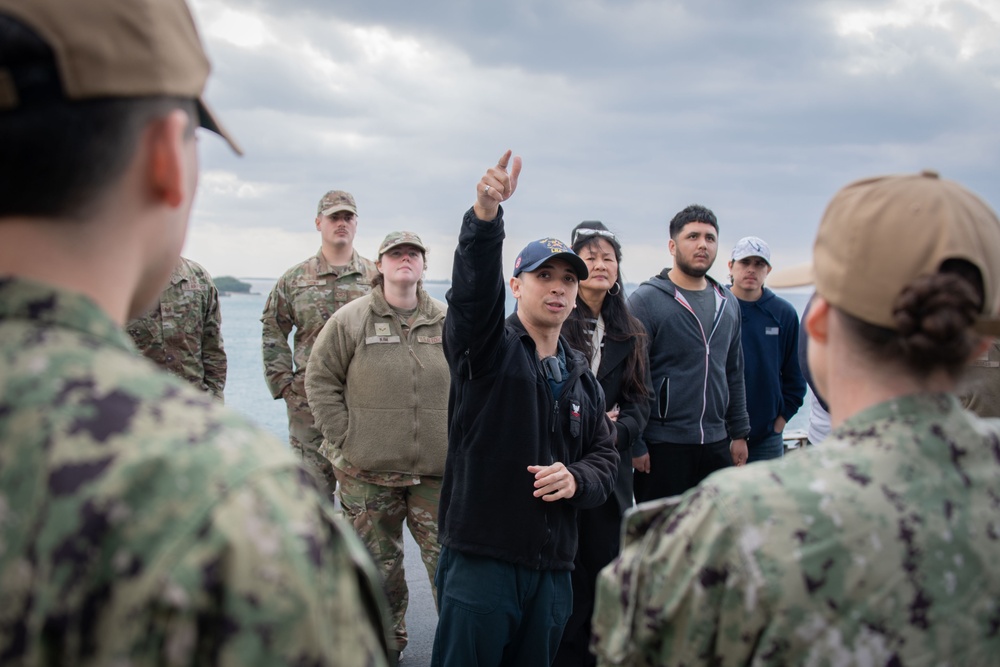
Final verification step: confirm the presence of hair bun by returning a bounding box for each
[892,273,980,369]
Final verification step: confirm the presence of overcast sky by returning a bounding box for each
[183,0,1000,284]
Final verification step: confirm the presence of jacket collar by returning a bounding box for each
[314,248,367,278]
[647,267,728,300]
[597,335,631,378]
[369,284,444,325]
[505,312,589,382]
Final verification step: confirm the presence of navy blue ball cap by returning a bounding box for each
[512,238,589,280]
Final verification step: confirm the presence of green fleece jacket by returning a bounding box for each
[305,285,449,476]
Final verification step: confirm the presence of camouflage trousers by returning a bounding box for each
[285,400,337,500]
[334,469,442,652]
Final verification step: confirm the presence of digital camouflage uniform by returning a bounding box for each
[126,256,226,400]
[0,277,392,667]
[261,249,376,496]
[592,392,1000,666]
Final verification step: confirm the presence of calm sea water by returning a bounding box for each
[220,280,814,442]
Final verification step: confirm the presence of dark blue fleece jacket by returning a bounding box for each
[735,287,807,441]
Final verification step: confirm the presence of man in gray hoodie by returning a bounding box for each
[629,204,750,502]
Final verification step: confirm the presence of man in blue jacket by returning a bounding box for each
[629,205,750,502]
[728,236,807,462]
[432,151,618,667]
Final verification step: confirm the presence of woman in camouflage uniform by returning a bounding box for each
[306,231,448,660]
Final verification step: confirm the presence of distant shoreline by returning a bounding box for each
[233,277,814,296]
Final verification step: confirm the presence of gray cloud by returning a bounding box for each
[187,0,1000,281]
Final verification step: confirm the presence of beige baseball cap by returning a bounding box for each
[769,170,1000,335]
[0,0,241,155]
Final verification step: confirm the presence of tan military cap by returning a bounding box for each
[0,0,241,154]
[770,170,1000,335]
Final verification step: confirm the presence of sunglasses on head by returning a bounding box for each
[572,228,616,245]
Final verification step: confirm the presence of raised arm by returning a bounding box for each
[443,151,523,378]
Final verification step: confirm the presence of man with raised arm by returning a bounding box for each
[0,1,390,664]
[431,151,619,667]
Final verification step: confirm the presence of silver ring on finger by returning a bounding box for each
[483,185,491,195]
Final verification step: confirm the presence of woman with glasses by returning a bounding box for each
[554,220,652,667]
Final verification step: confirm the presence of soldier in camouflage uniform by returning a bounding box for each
[0,1,392,665]
[262,190,377,498]
[591,171,1000,666]
[127,256,227,400]
[306,231,449,658]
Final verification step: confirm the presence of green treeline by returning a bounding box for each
[214,276,252,293]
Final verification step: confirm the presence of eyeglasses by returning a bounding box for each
[572,228,616,245]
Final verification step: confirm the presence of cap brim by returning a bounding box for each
[198,98,242,156]
[566,253,589,280]
[321,205,359,216]
[731,252,771,266]
[380,241,427,255]
[767,262,814,289]
[518,252,589,280]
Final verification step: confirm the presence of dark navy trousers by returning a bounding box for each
[747,430,785,463]
[431,546,572,667]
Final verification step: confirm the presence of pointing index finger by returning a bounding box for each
[497,149,512,171]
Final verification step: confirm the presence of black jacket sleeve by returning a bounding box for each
[566,385,619,510]
[443,207,507,379]
[615,359,652,458]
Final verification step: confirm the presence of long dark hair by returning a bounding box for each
[562,221,649,402]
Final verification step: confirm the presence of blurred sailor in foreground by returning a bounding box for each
[0,0,391,664]
[593,170,1000,666]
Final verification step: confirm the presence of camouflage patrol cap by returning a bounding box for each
[769,170,1000,335]
[378,231,427,257]
[318,190,358,217]
[0,0,241,155]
